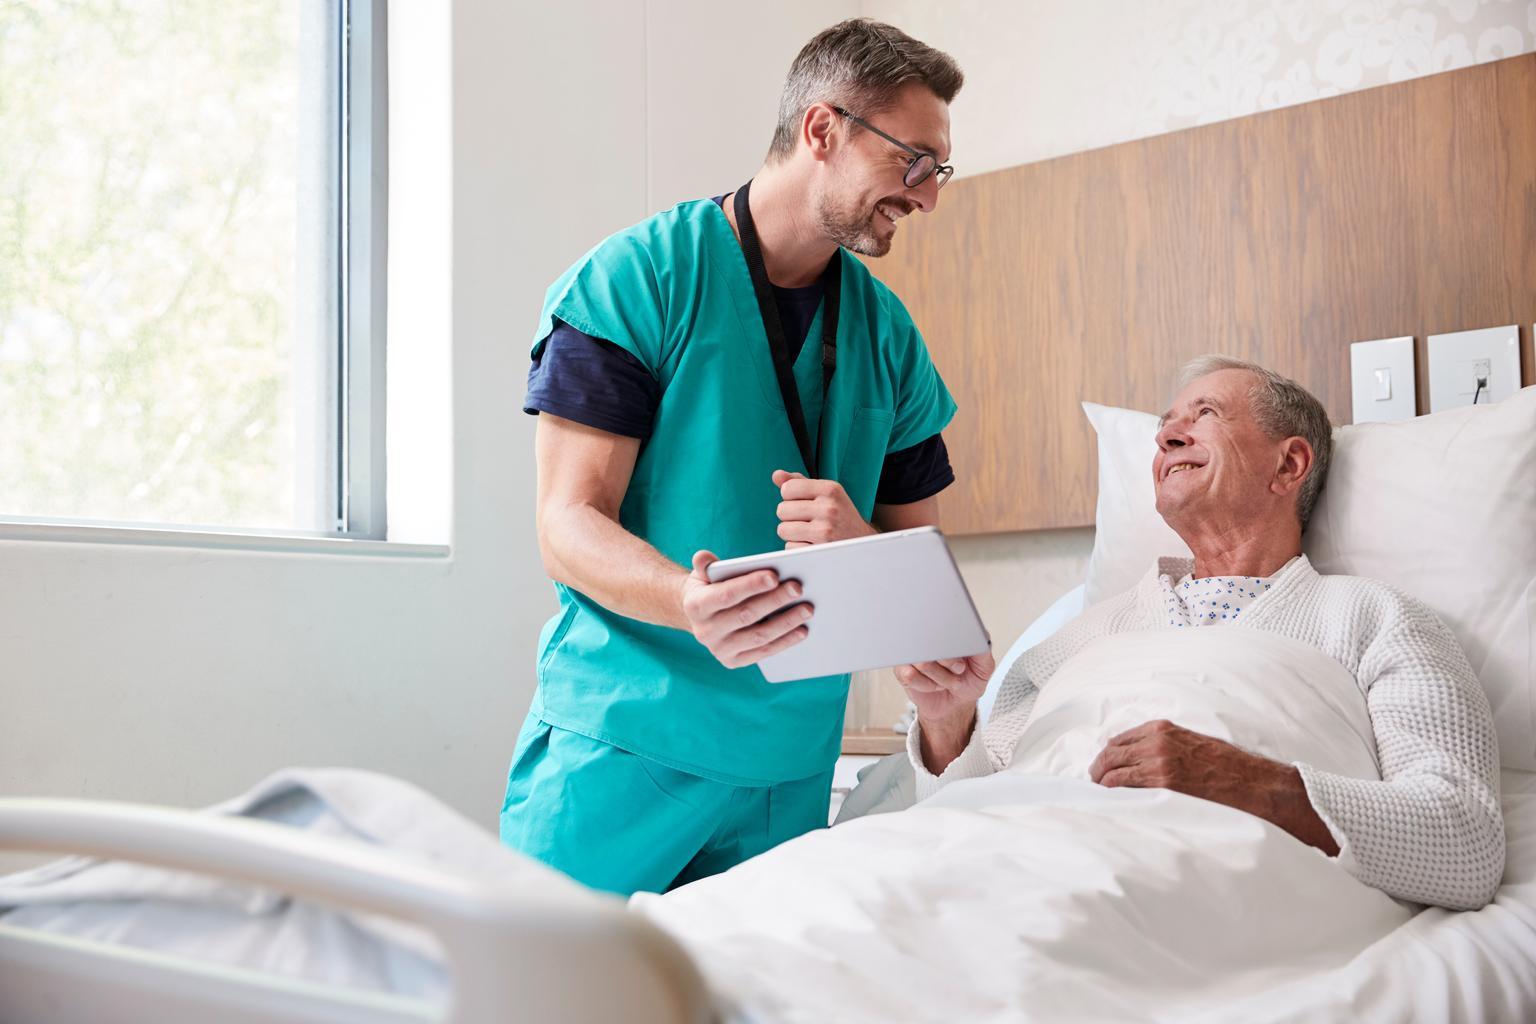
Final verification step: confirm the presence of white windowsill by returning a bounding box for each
[0,519,450,558]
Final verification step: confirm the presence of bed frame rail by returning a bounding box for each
[0,798,713,1024]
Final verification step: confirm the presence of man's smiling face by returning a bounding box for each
[1152,368,1287,528]
[814,82,950,257]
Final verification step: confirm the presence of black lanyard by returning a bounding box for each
[733,180,841,478]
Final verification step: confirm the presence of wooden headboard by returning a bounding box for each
[873,53,1536,535]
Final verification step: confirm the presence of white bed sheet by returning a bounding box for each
[635,768,1536,1023]
[1219,766,1536,1023]
[4,764,1530,1023]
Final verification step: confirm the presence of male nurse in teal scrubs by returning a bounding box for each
[500,19,986,895]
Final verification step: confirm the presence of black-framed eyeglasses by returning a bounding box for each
[832,105,953,190]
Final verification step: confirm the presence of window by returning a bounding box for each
[0,0,386,538]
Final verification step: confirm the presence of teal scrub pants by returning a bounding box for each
[499,715,834,896]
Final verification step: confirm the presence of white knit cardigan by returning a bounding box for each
[905,555,1506,910]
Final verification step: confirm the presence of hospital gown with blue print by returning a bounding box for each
[1162,572,1273,626]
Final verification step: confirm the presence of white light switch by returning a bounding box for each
[1350,336,1415,423]
[1427,325,1521,411]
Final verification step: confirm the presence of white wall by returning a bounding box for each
[644,2,860,209]
[863,0,1536,179]
[2,1,536,839]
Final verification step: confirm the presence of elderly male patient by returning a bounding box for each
[846,355,1505,911]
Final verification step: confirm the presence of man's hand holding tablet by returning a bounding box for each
[678,468,878,671]
[682,551,813,670]
[704,527,989,682]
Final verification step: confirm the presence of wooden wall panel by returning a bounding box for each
[873,54,1536,534]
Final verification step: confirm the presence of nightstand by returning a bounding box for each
[840,727,907,756]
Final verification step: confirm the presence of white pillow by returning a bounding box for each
[1082,402,1189,606]
[1081,387,1536,771]
[1307,387,1536,771]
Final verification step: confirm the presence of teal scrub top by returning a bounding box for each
[528,198,956,786]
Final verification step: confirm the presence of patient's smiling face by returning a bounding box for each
[1153,369,1289,531]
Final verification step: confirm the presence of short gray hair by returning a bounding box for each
[1176,355,1334,529]
[768,19,963,161]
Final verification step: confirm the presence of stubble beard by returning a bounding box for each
[814,187,891,258]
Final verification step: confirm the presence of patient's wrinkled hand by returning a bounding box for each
[1090,720,1264,800]
[1089,720,1340,855]
[681,550,813,669]
[772,470,878,548]
[896,652,994,775]
[895,651,994,729]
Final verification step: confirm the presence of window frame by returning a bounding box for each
[0,0,403,552]
[339,0,389,540]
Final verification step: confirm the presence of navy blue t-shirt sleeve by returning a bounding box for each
[523,317,659,439]
[875,434,954,505]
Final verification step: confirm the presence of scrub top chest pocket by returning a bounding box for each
[837,408,896,519]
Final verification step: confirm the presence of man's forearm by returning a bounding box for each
[917,710,978,777]
[539,502,689,629]
[1248,766,1340,856]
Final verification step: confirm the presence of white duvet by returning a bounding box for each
[632,628,1422,1023]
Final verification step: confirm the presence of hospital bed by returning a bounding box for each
[631,388,1536,1022]
[3,388,1535,1022]
[0,791,712,1023]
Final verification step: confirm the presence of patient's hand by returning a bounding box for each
[772,470,878,548]
[896,653,993,721]
[895,651,994,773]
[1089,720,1341,855]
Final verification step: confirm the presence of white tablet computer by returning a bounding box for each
[705,526,989,683]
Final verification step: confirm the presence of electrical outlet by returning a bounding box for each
[1427,326,1521,411]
